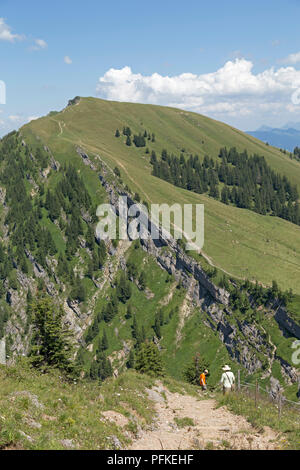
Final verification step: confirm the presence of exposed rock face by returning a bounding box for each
[76,147,96,170]
[97,171,299,380]
[100,176,229,308]
[24,249,58,297]
[67,96,81,107]
[275,307,300,340]
[141,236,229,307]
[0,186,6,205]
[269,376,281,399]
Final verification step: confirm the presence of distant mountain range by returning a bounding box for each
[247,122,300,152]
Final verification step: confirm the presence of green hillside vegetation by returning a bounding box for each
[0,360,158,450]
[75,240,236,384]
[1,360,299,450]
[0,96,299,450]
[22,98,300,294]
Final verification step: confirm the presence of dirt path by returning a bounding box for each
[129,383,280,450]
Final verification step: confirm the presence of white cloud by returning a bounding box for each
[0,18,23,42]
[30,38,47,51]
[282,51,300,64]
[64,55,72,64]
[96,60,300,121]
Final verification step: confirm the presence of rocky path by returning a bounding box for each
[129,383,280,450]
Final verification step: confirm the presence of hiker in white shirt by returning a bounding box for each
[220,365,235,395]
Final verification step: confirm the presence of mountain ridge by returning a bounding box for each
[0,97,299,414]
[21,97,300,293]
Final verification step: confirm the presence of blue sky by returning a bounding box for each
[1,0,300,135]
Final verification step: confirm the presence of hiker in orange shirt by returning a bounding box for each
[199,369,209,391]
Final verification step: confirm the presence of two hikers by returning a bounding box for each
[220,365,235,394]
[199,365,235,394]
[199,369,209,391]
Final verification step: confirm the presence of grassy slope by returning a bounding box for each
[21,98,300,294]
[0,360,198,450]
[218,391,300,450]
[1,361,298,450]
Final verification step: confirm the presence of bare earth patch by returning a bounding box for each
[129,383,280,450]
[102,410,129,428]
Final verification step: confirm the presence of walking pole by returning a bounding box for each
[238,370,240,393]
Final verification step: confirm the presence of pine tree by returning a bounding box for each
[103,302,115,323]
[127,349,135,369]
[86,225,95,250]
[30,295,74,373]
[153,312,161,339]
[117,272,132,303]
[126,304,133,319]
[89,360,99,380]
[135,342,164,377]
[132,315,139,339]
[138,271,146,290]
[101,329,109,351]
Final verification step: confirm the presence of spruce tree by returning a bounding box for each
[101,329,109,351]
[135,342,164,377]
[127,349,135,368]
[30,295,74,373]
[138,271,146,290]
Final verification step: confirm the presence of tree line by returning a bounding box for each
[151,146,300,226]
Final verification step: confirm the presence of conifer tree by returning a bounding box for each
[30,295,74,373]
[135,342,164,377]
[127,349,135,369]
[101,329,109,351]
[138,271,146,290]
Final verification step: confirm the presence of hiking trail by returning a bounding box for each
[128,382,281,450]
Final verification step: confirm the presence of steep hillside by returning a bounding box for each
[22,97,300,293]
[0,98,299,409]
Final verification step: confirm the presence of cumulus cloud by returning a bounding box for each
[282,51,300,64]
[0,18,23,42]
[96,59,300,121]
[64,55,72,64]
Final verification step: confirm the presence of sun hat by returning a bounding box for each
[204,369,209,374]
[222,365,231,371]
